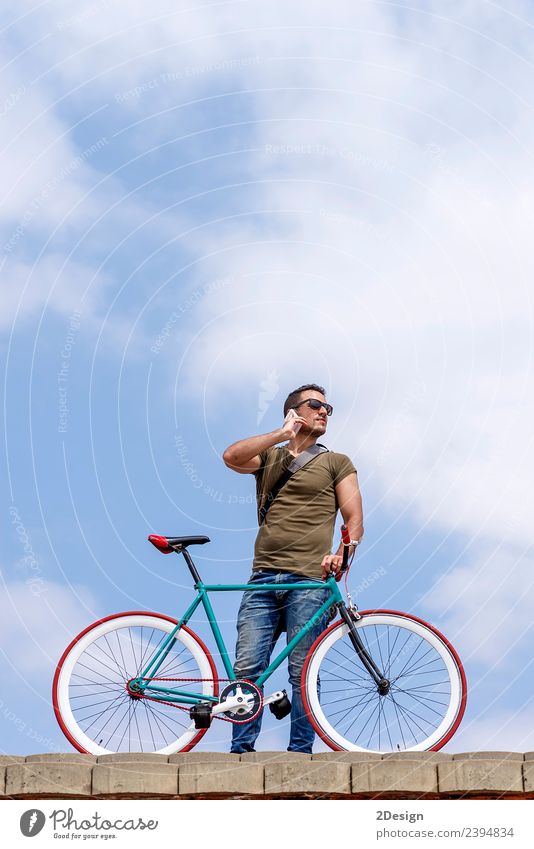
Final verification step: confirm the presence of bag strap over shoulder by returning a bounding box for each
[258,443,328,525]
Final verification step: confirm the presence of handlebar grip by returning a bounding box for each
[341,524,351,545]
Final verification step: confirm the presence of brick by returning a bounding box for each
[523,752,534,761]
[6,763,92,797]
[92,763,178,795]
[169,752,240,764]
[0,756,25,764]
[0,767,5,797]
[522,762,534,792]
[451,751,523,761]
[265,761,350,795]
[240,751,311,763]
[352,759,438,793]
[381,751,452,761]
[178,763,263,794]
[26,753,97,763]
[96,753,168,764]
[312,751,382,762]
[438,759,523,794]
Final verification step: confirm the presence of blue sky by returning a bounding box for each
[2,0,534,755]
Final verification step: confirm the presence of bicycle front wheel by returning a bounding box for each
[302,610,466,753]
[53,612,218,755]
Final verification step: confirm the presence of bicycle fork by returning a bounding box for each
[337,604,391,696]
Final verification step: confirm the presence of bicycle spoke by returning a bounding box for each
[347,697,381,743]
[141,701,169,749]
[101,699,138,749]
[392,638,427,682]
[80,693,130,730]
[374,624,386,676]
[143,699,191,737]
[388,692,437,737]
[384,626,401,678]
[73,657,124,686]
[389,692,408,749]
[392,685,450,709]
[391,652,445,682]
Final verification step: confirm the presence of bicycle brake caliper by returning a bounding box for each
[346,592,362,620]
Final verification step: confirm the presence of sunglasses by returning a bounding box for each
[293,398,334,416]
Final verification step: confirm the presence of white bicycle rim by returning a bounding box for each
[304,613,464,752]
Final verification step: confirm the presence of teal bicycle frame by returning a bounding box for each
[131,573,344,707]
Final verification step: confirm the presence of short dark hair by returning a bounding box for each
[283,383,326,416]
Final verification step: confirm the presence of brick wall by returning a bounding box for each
[1,752,532,799]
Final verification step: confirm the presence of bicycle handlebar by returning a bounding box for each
[339,524,351,575]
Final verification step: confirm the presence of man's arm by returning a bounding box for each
[336,471,364,547]
[321,472,364,577]
[222,415,307,474]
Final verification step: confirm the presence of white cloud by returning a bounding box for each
[129,1,534,556]
[423,547,534,668]
[0,254,113,333]
[0,60,110,233]
[0,579,99,677]
[447,704,534,753]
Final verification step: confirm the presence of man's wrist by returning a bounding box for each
[336,539,361,555]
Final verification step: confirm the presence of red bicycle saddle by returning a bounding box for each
[148,534,210,553]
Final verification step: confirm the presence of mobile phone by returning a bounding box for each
[284,408,302,435]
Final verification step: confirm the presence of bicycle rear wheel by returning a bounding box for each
[53,612,218,755]
[302,610,466,752]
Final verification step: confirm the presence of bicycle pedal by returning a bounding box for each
[189,703,212,729]
[269,691,291,720]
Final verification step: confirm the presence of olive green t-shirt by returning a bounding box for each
[252,445,357,579]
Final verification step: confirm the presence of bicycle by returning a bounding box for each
[53,528,467,755]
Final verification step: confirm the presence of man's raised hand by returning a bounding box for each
[279,409,307,441]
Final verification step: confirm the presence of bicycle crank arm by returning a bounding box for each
[209,689,285,717]
[210,693,254,716]
[263,690,285,706]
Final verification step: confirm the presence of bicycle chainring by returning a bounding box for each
[218,680,263,723]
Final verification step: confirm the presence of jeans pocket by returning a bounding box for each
[249,571,274,583]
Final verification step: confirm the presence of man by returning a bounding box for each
[222,383,364,753]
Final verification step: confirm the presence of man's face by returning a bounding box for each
[292,390,329,435]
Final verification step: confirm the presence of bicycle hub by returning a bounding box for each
[126,678,144,699]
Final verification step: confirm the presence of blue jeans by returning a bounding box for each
[230,570,330,754]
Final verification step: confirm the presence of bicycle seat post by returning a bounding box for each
[176,546,202,585]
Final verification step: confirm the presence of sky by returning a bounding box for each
[1,0,534,756]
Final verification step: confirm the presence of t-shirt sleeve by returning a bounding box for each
[331,452,357,485]
[254,446,272,476]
